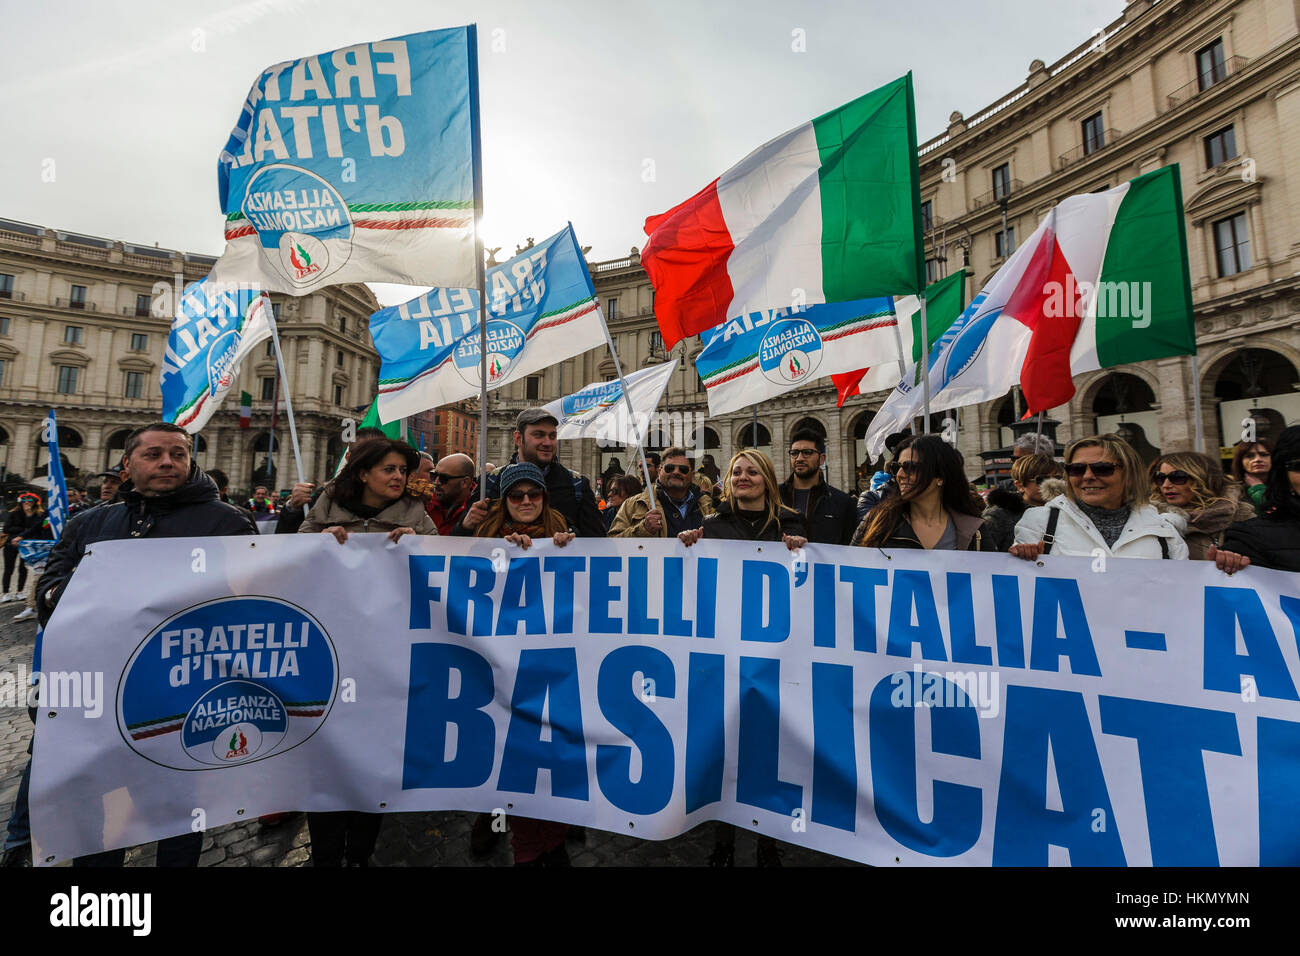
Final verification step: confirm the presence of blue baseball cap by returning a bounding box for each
[497,462,546,498]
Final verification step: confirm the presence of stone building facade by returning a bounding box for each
[0,219,381,493]
[483,0,1300,492]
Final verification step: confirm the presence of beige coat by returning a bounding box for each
[608,487,714,537]
[298,487,438,535]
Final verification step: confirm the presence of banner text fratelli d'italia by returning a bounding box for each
[29,537,1300,866]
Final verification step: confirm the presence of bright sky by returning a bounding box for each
[0,0,1123,306]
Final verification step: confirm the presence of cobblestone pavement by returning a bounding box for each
[0,606,854,868]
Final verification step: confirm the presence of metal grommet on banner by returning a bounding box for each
[628,821,635,829]
[876,549,891,560]
[379,802,388,809]
[236,809,245,815]
[48,711,57,718]
[507,802,513,810]
[1035,560,1045,567]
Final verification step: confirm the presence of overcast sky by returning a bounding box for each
[0,0,1123,305]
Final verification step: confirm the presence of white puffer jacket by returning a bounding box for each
[1014,492,1189,560]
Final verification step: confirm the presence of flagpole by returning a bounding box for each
[920,292,931,433]
[267,310,305,485]
[1190,352,1205,453]
[891,310,908,381]
[468,25,489,503]
[600,321,657,511]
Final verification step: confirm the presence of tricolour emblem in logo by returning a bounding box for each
[757,317,823,386]
[453,319,527,387]
[117,596,336,771]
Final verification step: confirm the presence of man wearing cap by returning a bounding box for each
[457,407,603,537]
[91,469,125,505]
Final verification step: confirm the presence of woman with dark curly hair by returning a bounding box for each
[854,435,996,551]
[1148,451,1253,561]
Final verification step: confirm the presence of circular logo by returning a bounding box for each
[240,164,352,288]
[206,328,243,397]
[757,318,823,386]
[453,319,526,387]
[117,596,337,771]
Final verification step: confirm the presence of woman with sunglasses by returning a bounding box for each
[1221,425,1300,573]
[298,437,436,866]
[854,436,996,551]
[1230,440,1272,514]
[473,461,576,865]
[1148,452,1254,560]
[1011,434,1188,561]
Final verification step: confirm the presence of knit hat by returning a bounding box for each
[497,461,546,498]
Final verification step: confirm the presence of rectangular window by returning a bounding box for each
[1213,213,1252,277]
[336,349,344,367]
[124,371,144,399]
[920,200,934,232]
[261,376,276,401]
[264,339,276,358]
[1204,125,1237,167]
[69,285,86,309]
[995,226,1016,259]
[649,330,663,354]
[525,375,540,400]
[606,298,619,321]
[64,325,84,345]
[992,163,1011,201]
[337,313,347,333]
[334,384,344,405]
[0,359,6,387]
[130,332,148,351]
[0,317,9,336]
[271,302,281,322]
[0,274,12,298]
[1197,38,1227,90]
[135,293,152,317]
[925,258,941,283]
[57,366,79,394]
[1082,112,1105,155]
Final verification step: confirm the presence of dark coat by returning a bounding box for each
[454,457,604,538]
[981,487,1028,553]
[779,476,858,546]
[860,508,998,552]
[1222,501,1300,573]
[4,507,52,542]
[700,499,807,541]
[38,465,258,625]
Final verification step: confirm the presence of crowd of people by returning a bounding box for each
[1,409,1296,869]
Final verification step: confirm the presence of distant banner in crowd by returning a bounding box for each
[695,298,898,417]
[369,224,607,423]
[544,358,678,446]
[211,27,478,295]
[43,410,70,541]
[30,538,1300,866]
[160,279,274,434]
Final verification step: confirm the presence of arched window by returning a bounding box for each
[737,423,771,448]
[1091,372,1160,463]
[1212,348,1299,448]
[33,425,84,480]
[105,428,132,470]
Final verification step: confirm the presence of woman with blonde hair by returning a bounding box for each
[1148,451,1254,560]
[678,449,804,866]
[1012,433,1187,561]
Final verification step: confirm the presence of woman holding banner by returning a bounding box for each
[475,461,576,865]
[2,493,49,602]
[1147,451,1254,561]
[853,436,996,552]
[678,449,804,866]
[1010,434,1188,561]
[298,437,436,866]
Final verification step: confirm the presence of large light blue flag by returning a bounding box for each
[213,27,479,295]
[694,298,899,416]
[369,224,607,423]
[44,410,70,542]
[160,278,273,434]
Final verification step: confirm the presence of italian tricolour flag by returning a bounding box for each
[864,165,1195,458]
[642,74,923,348]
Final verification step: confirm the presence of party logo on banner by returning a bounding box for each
[758,317,823,385]
[452,318,526,387]
[116,596,337,770]
[239,164,353,289]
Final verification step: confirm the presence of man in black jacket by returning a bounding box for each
[457,407,603,538]
[36,421,257,867]
[779,429,858,546]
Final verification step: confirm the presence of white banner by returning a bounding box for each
[29,536,1300,866]
[543,358,678,446]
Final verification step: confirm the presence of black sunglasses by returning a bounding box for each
[1153,469,1191,486]
[433,472,468,483]
[661,464,691,474]
[1064,461,1120,478]
[897,461,922,475]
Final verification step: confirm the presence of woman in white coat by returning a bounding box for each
[1010,433,1188,561]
